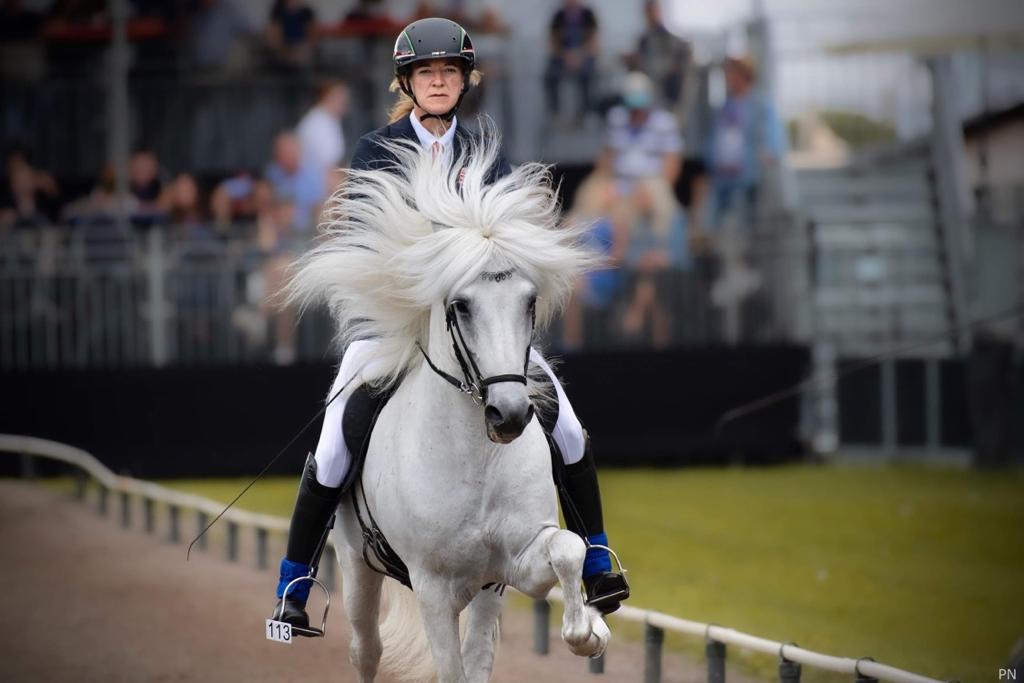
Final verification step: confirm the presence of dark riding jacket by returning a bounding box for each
[350,114,512,184]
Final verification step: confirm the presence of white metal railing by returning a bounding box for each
[0,434,288,569]
[1,434,950,683]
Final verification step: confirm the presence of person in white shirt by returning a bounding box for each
[296,80,349,183]
[599,71,682,240]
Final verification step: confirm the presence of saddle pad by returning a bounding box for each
[340,382,396,491]
[340,382,412,588]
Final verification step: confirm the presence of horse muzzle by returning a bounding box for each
[484,392,535,444]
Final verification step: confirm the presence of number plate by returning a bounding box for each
[266,619,293,644]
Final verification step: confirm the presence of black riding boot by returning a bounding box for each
[271,452,344,637]
[550,434,630,615]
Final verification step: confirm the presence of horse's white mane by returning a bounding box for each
[288,123,596,388]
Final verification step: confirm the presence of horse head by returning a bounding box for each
[442,266,538,443]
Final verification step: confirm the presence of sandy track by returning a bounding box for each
[2,481,713,682]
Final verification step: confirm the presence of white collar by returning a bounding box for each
[410,110,458,151]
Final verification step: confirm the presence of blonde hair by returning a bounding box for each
[387,69,483,123]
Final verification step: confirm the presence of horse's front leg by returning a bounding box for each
[546,529,610,658]
[461,588,503,683]
[336,544,384,683]
[509,528,610,659]
[414,576,472,683]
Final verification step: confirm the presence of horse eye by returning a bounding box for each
[452,300,470,316]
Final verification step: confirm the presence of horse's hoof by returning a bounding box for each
[566,611,610,658]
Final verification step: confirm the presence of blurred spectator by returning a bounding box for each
[628,1,693,116]
[297,80,349,187]
[544,0,599,123]
[562,179,626,350]
[211,171,268,234]
[265,0,316,71]
[184,0,256,72]
[257,190,299,364]
[129,148,162,206]
[703,55,786,233]
[476,7,506,34]
[264,130,326,234]
[63,165,138,226]
[589,72,685,347]
[0,147,60,230]
[128,147,166,227]
[159,173,216,242]
[619,204,686,347]
[600,72,682,243]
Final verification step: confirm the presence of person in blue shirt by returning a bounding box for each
[263,130,324,236]
[704,56,786,232]
[543,0,599,121]
[271,17,629,636]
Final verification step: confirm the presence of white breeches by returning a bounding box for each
[313,340,586,488]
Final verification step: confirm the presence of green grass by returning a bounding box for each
[162,464,1024,682]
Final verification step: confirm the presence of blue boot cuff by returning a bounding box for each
[276,557,313,603]
[583,532,612,578]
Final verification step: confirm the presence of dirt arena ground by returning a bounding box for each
[1,480,725,682]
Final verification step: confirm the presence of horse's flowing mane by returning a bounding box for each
[288,123,596,388]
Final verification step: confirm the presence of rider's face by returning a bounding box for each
[409,58,464,115]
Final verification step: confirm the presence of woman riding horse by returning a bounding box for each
[272,16,629,633]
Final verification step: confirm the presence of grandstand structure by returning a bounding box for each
[1,2,1021,461]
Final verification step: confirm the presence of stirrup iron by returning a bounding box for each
[584,543,630,609]
[266,575,332,642]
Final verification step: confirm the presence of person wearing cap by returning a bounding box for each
[594,71,684,345]
[704,55,786,232]
[270,17,629,634]
[600,71,683,241]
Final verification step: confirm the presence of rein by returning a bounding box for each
[416,301,532,404]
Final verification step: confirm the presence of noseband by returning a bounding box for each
[417,301,533,405]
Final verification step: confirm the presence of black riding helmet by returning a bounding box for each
[392,17,476,123]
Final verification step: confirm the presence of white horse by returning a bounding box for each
[289,132,610,682]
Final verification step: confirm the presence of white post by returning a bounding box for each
[146,229,168,366]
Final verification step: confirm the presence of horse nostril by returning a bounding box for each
[525,403,535,424]
[485,405,503,427]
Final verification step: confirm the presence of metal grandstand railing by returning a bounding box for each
[0,220,803,370]
[2,434,951,683]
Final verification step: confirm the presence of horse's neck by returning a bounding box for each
[406,361,497,463]
[403,324,503,467]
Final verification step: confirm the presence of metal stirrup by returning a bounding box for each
[280,575,332,638]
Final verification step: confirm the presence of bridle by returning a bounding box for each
[417,300,535,405]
